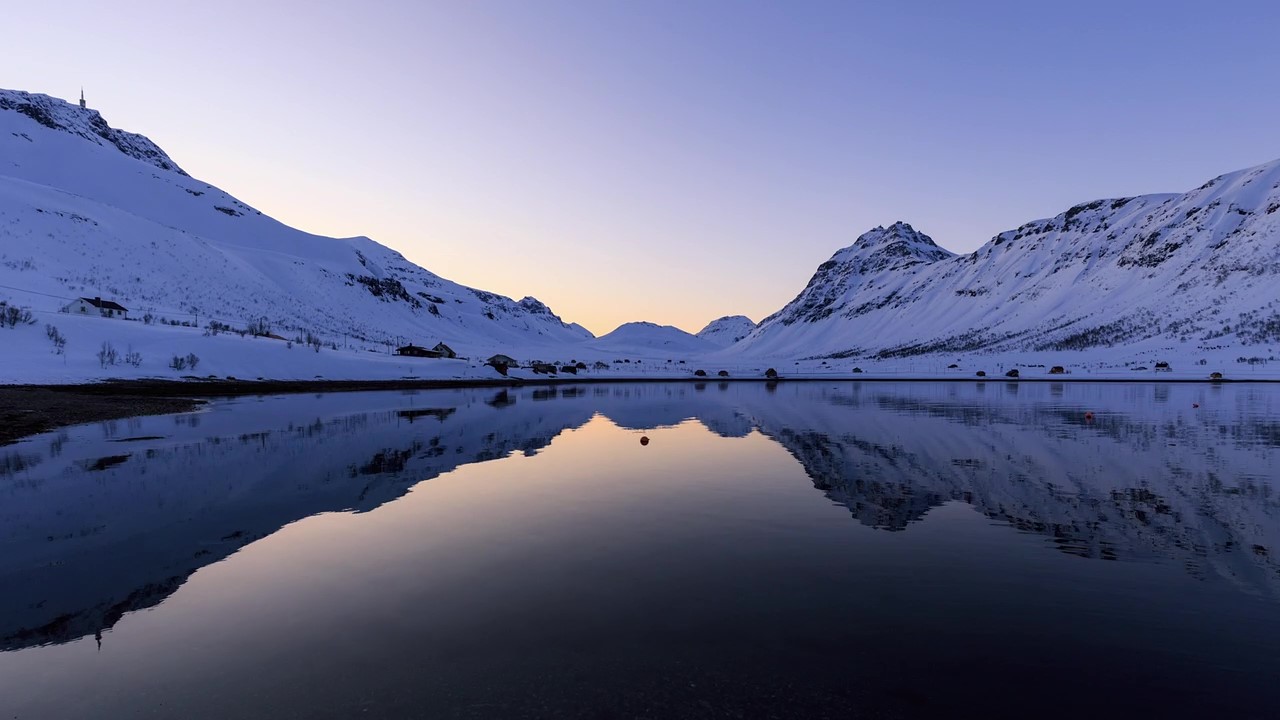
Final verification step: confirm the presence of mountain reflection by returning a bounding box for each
[1,381,1276,651]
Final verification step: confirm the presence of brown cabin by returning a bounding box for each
[486,354,518,368]
[1049,366,1066,375]
[432,342,457,359]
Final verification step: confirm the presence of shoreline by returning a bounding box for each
[2,374,1272,446]
[0,388,204,446]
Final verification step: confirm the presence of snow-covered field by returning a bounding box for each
[4,308,1271,384]
[0,308,783,384]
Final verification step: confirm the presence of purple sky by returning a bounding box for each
[5,0,1278,335]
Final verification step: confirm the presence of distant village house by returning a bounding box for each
[486,354,518,369]
[63,296,127,319]
[395,341,459,359]
[485,353,519,377]
[396,344,437,358]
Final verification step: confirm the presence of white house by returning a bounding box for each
[63,296,128,319]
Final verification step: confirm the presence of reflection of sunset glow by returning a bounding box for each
[4,382,1279,717]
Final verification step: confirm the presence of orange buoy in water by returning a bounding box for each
[640,436,650,446]
[1084,412,1095,421]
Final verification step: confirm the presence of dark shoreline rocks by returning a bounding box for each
[0,388,203,446]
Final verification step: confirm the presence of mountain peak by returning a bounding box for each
[696,315,757,347]
[829,222,954,270]
[843,221,950,258]
[0,89,186,175]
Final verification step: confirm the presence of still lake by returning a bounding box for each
[1,381,1278,719]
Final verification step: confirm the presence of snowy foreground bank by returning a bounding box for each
[1,311,1275,385]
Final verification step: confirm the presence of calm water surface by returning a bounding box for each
[1,381,1278,719]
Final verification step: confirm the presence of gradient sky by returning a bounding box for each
[5,0,1278,335]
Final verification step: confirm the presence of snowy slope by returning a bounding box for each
[0,90,591,370]
[696,315,756,347]
[590,321,717,355]
[734,164,1280,361]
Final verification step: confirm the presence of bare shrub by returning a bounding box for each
[1,302,35,329]
[97,341,119,368]
[45,324,67,354]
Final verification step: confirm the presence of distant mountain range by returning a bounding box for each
[592,321,717,354]
[2,87,1276,379]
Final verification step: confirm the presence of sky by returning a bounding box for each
[3,0,1278,336]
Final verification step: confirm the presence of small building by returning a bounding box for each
[396,344,439,358]
[486,354,518,369]
[432,342,457,359]
[1155,361,1171,372]
[1049,366,1066,375]
[63,296,127,319]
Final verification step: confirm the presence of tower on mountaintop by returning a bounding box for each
[79,88,86,109]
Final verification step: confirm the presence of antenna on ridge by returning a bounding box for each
[79,87,86,109]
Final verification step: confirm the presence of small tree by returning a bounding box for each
[45,324,67,354]
[186,353,200,371]
[247,316,272,337]
[97,341,119,368]
[169,355,188,371]
[124,346,143,367]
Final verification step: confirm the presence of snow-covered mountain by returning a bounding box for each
[0,89,590,362]
[590,321,716,355]
[735,162,1280,360]
[4,87,1278,382]
[696,315,756,347]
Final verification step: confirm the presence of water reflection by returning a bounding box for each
[0,381,1277,660]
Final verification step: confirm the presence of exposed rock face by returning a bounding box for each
[0,89,186,174]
